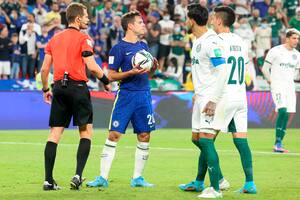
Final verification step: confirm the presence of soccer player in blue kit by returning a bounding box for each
[87,10,157,188]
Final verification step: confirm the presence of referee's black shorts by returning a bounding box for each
[49,80,93,128]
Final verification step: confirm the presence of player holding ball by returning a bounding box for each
[87,10,158,188]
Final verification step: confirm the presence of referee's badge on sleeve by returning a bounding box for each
[109,56,114,64]
[86,39,93,47]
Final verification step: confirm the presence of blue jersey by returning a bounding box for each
[37,34,51,61]
[108,40,150,91]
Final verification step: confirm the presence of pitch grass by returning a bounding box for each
[0,129,300,200]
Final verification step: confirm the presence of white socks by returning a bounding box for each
[133,142,149,179]
[100,139,117,180]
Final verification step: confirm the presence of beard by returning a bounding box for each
[187,24,193,34]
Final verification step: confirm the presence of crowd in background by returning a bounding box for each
[0,0,300,91]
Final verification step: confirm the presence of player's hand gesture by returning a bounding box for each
[202,101,216,117]
[131,66,149,75]
[152,58,159,71]
[43,91,53,105]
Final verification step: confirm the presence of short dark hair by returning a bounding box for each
[66,3,87,24]
[187,3,208,26]
[286,29,300,38]
[12,33,18,37]
[214,6,236,27]
[121,10,141,32]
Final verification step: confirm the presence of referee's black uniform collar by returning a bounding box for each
[68,26,80,31]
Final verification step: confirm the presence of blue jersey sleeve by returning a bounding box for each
[108,45,123,71]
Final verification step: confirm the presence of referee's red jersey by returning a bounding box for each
[45,27,94,82]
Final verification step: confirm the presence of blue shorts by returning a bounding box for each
[109,90,155,134]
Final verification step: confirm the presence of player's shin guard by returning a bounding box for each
[75,138,91,178]
[233,138,253,182]
[44,141,58,184]
[275,108,287,145]
[198,138,220,191]
[100,139,117,180]
[133,142,149,179]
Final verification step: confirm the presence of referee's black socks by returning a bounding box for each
[44,141,58,184]
[75,138,91,179]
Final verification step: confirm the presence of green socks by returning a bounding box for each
[192,140,207,182]
[193,139,224,182]
[275,108,288,145]
[198,138,220,191]
[233,138,253,182]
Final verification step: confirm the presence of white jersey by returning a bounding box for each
[264,44,300,90]
[218,32,249,102]
[191,29,225,99]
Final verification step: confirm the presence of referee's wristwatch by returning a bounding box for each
[42,87,50,93]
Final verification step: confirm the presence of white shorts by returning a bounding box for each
[192,97,223,134]
[271,88,296,113]
[217,99,248,133]
[0,61,11,75]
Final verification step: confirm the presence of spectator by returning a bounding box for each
[44,1,61,26]
[233,0,251,17]
[148,2,162,18]
[168,23,186,83]
[1,0,20,15]
[18,6,29,28]
[234,16,255,51]
[19,22,38,79]
[254,18,271,59]
[20,12,41,35]
[88,16,100,42]
[96,0,115,34]
[164,57,179,79]
[249,9,261,30]
[0,26,13,79]
[33,0,48,25]
[289,7,300,31]
[146,12,161,58]
[174,0,188,22]
[36,25,51,72]
[9,9,24,34]
[108,15,124,48]
[128,1,138,12]
[199,0,208,8]
[113,1,128,16]
[158,9,175,71]
[266,5,284,47]
[274,0,289,28]
[137,0,150,23]
[252,0,271,18]
[10,33,21,79]
[0,6,11,26]
[284,0,299,20]
[59,0,72,28]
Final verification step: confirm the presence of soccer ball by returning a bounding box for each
[131,49,154,70]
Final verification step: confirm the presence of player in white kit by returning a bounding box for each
[262,28,300,153]
[178,4,229,199]
[209,6,257,194]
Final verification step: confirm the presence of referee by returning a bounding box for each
[40,3,110,191]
